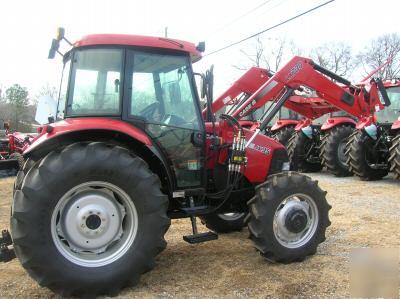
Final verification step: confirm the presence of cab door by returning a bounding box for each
[123,50,205,189]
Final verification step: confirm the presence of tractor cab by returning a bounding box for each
[375,80,400,125]
[54,34,206,188]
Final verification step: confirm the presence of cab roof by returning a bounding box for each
[74,34,202,62]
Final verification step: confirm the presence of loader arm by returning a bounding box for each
[231,56,384,124]
[202,67,272,118]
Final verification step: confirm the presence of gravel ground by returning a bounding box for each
[0,173,399,298]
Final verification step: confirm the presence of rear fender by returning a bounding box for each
[294,119,312,131]
[270,119,299,132]
[321,117,356,131]
[24,118,175,193]
[391,119,400,131]
[355,116,375,130]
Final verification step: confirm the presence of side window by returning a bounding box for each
[67,49,122,116]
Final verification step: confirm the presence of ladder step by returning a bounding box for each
[183,232,218,244]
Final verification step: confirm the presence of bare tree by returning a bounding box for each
[233,36,289,72]
[357,33,400,79]
[34,83,58,105]
[310,42,354,77]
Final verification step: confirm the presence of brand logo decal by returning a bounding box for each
[239,99,256,117]
[286,62,303,81]
[248,142,271,155]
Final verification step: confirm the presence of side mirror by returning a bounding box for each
[56,27,65,41]
[196,41,206,52]
[35,96,57,125]
[48,39,60,59]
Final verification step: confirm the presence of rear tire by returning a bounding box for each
[200,213,247,233]
[389,134,400,180]
[272,126,295,147]
[287,131,322,172]
[247,172,331,263]
[11,142,170,297]
[320,125,353,177]
[345,130,389,180]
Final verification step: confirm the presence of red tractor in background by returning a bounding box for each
[346,79,400,180]
[0,120,34,172]
[1,30,333,297]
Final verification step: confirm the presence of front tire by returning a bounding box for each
[320,125,353,177]
[200,213,247,233]
[272,126,295,147]
[287,131,322,172]
[345,130,389,180]
[389,134,400,180]
[247,172,331,263]
[11,142,170,297]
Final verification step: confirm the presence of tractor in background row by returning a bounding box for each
[0,120,34,172]
[346,79,400,180]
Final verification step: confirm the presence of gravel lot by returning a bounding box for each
[0,173,399,298]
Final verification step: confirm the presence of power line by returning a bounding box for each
[208,0,275,38]
[205,0,335,57]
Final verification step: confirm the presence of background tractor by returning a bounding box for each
[0,120,33,173]
[346,79,400,180]
[1,30,332,297]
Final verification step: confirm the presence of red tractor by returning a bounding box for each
[0,30,334,297]
[346,79,400,180]
[2,28,391,296]
[0,120,33,172]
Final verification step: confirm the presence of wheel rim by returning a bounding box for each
[337,140,348,167]
[51,181,138,267]
[218,213,245,221]
[273,193,319,248]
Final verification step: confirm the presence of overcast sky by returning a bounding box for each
[0,0,399,98]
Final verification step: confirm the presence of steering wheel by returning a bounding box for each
[139,102,162,120]
[161,114,187,126]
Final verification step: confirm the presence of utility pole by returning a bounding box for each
[164,27,168,38]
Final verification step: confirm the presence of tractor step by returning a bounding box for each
[183,232,218,244]
[183,203,218,244]
[0,230,15,263]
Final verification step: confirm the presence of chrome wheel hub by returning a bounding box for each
[51,181,138,267]
[273,194,319,248]
[218,213,245,221]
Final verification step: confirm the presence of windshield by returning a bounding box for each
[66,49,123,116]
[376,86,400,124]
